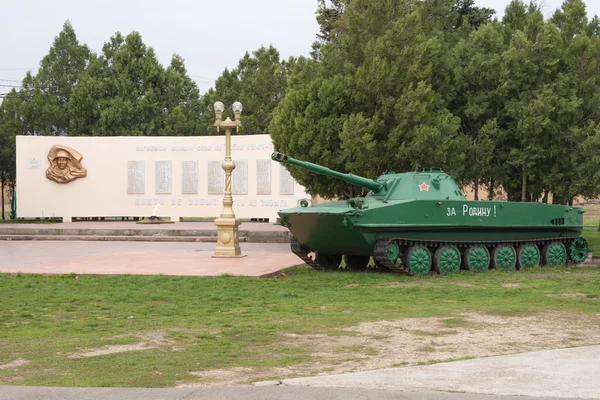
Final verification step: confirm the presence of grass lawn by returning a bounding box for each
[1,267,599,388]
[583,226,600,255]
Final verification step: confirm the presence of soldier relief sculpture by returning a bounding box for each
[45,145,87,184]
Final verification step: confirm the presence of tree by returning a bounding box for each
[20,21,91,136]
[197,46,289,136]
[162,55,202,136]
[270,0,470,198]
[316,0,352,42]
[450,21,506,199]
[0,92,24,218]
[69,31,202,136]
[453,0,496,29]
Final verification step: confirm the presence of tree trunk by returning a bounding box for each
[488,180,495,200]
[10,181,15,218]
[521,167,527,202]
[474,179,479,200]
[1,171,5,220]
[542,189,549,204]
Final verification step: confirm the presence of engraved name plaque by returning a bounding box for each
[182,160,198,194]
[127,161,145,194]
[280,164,294,195]
[232,160,248,195]
[155,160,172,194]
[208,160,224,194]
[256,160,271,195]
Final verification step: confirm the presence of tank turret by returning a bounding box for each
[271,152,384,193]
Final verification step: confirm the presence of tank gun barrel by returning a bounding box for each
[271,152,384,193]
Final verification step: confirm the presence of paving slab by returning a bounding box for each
[264,345,600,399]
[0,241,301,277]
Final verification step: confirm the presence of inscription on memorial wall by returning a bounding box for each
[208,160,224,194]
[127,161,145,194]
[181,160,198,194]
[256,160,271,195]
[280,165,294,195]
[155,160,172,194]
[232,160,248,195]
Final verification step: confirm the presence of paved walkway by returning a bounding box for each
[262,345,600,399]
[0,241,300,277]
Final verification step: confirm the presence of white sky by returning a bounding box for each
[1,0,599,95]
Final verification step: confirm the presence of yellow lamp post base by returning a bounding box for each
[213,217,246,258]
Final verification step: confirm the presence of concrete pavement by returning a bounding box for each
[0,386,580,400]
[0,241,301,277]
[261,345,600,399]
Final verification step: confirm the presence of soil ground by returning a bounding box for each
[178,310,600,387]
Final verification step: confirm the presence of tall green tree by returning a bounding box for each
[0,92,24,217]
[316,0,352,42]
[270,0,472,198]
[197,46,289,136]
[69,31,202,136]
[20,21,91,136]
[451,21,506,199]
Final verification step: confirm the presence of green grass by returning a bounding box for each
[1,267,599,387]
[582,226,600,255]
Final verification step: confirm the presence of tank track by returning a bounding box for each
[292,236,586,274]
[372,236,584,273]
[379,236,577,250]
[290,236,323,270]
[373,238,411,275]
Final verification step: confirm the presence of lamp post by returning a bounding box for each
[213,101,246,258]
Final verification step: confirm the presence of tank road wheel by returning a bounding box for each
[404,246,432,275]
[344,255,369,271]
[385,241,400,263]
[542,242,567,267]
[434,246,461,275]
[569,238,589,264]
[315,253,342,270]
[464,246,490,273]
[517,244,540,270]
[491,245,517,271]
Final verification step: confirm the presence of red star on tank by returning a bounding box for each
[419,182,430,191]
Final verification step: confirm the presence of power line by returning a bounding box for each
[189,74,216,82]
[0,79,23,83]
[0,84,22,88]
[0,67,39,71]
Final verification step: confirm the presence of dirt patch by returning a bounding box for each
[180,311,600,388]
[0,359,28,370]
[68,331,174,359]
[501,283,520,288]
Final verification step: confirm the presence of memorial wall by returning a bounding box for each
[16,135,309,222]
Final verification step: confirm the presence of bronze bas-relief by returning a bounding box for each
[46,145,87,184]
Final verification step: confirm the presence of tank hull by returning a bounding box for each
[279,199,584,257]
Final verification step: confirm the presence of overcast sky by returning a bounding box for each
[1,0,599,95]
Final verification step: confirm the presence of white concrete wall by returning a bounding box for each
[17,135,309,222]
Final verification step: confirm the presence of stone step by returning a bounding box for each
[0,235,249,243]
[0,228,290,243]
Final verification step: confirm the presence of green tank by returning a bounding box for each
[271,152,588,275]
